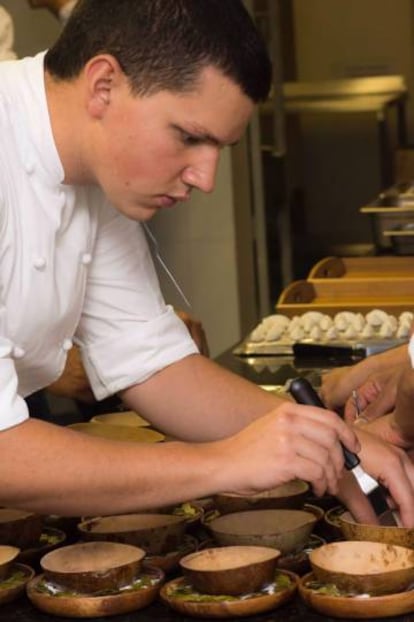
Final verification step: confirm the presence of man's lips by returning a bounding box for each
[157,194,191,207]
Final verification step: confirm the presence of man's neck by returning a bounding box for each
[44,70,92,185]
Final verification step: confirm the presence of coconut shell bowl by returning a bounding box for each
[179,545,280,596]
[309,540,414,596]
[78,513,187,555]
[207,509,317,556]
[40,541,146,594]
[213,481,310,515]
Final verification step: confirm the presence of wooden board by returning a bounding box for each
[308,256,414,279]
[276,278,414,317]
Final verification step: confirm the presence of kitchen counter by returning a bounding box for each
[215,345,349,390]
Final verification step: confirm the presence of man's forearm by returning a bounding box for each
[0,418,233,515]
[120,353,287,441]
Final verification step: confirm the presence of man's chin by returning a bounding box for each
[113,203,158,222]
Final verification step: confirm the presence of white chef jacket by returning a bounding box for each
[0,52,198,431]
[0,6,16,61]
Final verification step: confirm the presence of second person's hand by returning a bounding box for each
[338,426,414,528]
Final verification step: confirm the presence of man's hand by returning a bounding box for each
[176,310,209,357]
[338,426,414,527]
[343,364,404,424]
[393,364,414,443]
[319,366,354,411]
[320,344,409,412]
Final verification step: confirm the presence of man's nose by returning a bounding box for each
[181,148,220,193]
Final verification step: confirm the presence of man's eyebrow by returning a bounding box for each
[177,124,238,147]
[201,132,239,147]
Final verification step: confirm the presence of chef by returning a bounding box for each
[0,0,412,525]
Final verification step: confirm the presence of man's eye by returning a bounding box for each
[180,131,202,146]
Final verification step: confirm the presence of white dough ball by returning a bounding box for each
[289,326,305,341]
[361,324,375,338]
[366,309,388,327]
[399,311,414,325]
[379,321,395,338]
[325,326,339,340]
[319,315,333,331]
[309,325,322,340]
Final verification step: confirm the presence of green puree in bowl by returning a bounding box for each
[168,571,293,602]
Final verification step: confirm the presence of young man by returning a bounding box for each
[16,0,210,415]
[0,0,412,525]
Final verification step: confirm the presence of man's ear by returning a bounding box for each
[84,55,123,118]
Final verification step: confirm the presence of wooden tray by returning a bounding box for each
[276,278,414,316]
[308,256,414,279]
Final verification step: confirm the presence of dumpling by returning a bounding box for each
[379,321,395,338]
[289,326,305,341]
[366,309,388,327]
[325,326,339,340]
[319,315,333,331]
[309,325,322,340]
[266,323,288,341]
[361,324,375,338]
[343,325,357,340]
[397,323,411,339]
[399,311,414,325]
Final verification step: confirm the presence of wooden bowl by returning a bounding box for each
[309,541,414,596]
[44,515,80,541]
[299,571,414,618]
[276,534,326,576]
[322,505,345,541]
[0,508,43,549]
[40,541,146,594]
[208,509,317,555]
[339,510,414,548]
[0,563,35,605]
[213,481,309,515]
[303,503,324,523]
[27,565,164,618]
[145,535,198,574]
[160,569,298,618]
[90,411,150,427]
[179,545,280,596]
[78,513,187,555]
[0,546,20,581]
[144,502,204,530]
[17,527,66,569]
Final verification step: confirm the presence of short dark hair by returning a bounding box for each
[45,0,272,102]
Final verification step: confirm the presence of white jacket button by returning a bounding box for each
[13,346,25,359]
[33,256,46,270]
[25,160,35,175]
[81,253,92,265]
[62,339,73,352]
